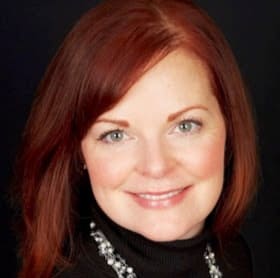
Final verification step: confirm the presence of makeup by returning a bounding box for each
[129,186,191,209]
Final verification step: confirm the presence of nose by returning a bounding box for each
[136,138,175,179]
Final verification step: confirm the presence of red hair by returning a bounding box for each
[16,0,257,277]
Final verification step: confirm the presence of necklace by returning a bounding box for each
[89,221,222,278]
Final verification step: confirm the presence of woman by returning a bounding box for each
[16,0,257,277]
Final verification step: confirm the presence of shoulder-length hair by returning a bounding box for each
[16,0,257,277]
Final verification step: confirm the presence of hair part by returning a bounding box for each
[16,0,258,277]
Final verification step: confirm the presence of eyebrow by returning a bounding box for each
[95,105,208,127]
[167,105,208,122]
[95,118,130,127]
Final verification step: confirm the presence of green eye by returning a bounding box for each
[108,130,124,142]
[178,120,193,132]
[176,119,202,134]
[99,129,126,143]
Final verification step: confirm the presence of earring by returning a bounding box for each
[83,163,87,170]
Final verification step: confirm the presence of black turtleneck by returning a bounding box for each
[56,200,253,278]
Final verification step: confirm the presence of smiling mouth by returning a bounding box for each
[129,186,190,209]
[138,189,184,200]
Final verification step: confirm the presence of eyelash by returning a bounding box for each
[97,118,203,144]
[97,129,125,143]
[174,117,203,134]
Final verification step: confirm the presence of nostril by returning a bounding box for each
[136,146,173,178]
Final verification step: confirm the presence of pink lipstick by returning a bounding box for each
[130,186,190,209]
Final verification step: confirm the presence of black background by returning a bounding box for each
[1,1,279,277]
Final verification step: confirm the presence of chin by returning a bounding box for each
[136,224,203,242]
[147,234,183,242]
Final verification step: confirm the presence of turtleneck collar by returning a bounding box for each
[87,198,213,278]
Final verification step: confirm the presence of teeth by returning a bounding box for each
[138,189,183,201]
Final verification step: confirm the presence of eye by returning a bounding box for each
[98,129,128,144]
[174,119,202,134]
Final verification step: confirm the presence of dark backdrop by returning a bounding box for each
[1,1,279,277]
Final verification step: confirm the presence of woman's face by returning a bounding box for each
[81,49,226,241]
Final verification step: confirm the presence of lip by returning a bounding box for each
[128,186,191,209]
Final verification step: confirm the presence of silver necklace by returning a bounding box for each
[89,221,222,278]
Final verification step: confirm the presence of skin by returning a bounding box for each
[81,48,226,242]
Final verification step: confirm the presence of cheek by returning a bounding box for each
[182,135,226,179]
[84,149,135,190]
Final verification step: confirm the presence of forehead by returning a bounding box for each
[99,48,217,118]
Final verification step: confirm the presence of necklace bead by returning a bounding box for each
[89,221,222,278]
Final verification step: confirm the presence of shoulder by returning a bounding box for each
[217,233,253,278]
